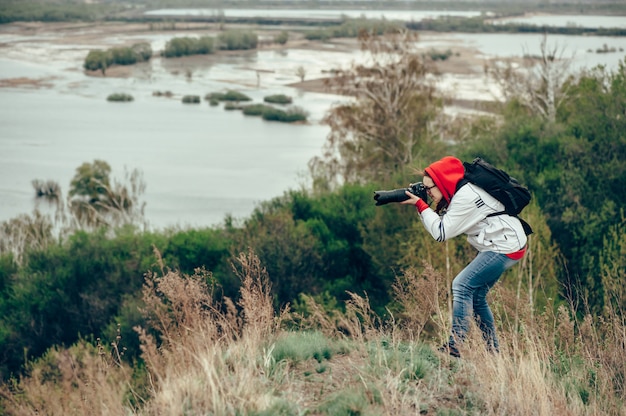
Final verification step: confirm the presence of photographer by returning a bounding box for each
[399,156,528,358]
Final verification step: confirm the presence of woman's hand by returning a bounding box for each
[400,190,420,205]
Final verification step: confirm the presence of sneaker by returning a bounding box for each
[438,343,461,358]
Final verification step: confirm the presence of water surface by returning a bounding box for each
[0,88,330,229]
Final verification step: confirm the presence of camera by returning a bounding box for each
[373,182,428,206]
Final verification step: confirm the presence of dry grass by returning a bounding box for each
[1,249,625,415]
[0,342,134,416]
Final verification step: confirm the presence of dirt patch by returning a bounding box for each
[0,77,56,89]
[289,77,332,94]
[84,66,133,78]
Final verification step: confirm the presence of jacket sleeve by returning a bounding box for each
[418,185,492,242]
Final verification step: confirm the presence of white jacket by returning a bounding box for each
[419,182,528,254]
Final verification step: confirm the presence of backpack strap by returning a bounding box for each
[459,168,534,236]
[455,177,469,193]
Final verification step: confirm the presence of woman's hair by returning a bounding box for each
[421,172,449,214]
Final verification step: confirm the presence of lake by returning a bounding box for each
[0,87,331,229]
[1,16,625,230]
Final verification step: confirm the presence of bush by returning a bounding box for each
[108,47,137,65]
[84,43,152,74]
[162,36,215,58]
[182,95,201,104]
[303,29,330,42]
[242,103,274,116]
[205,90,252,102]
[131,42,153,62]
[224,102,244,111]
[426,48,454,61]
[84,50,111,73]
[272,331,345,364]
[264,94,292,105]
[274,30,289,45]
[217,30,258,50]
[107,93,133,102]
[262,106,308,123]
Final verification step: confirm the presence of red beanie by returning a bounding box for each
[424,156,465,203]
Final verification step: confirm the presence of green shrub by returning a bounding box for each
[264,94,292,105]
[217,30,258,50]
[367,340,438,381]
[242,103,274,116]
[303,29,330,41]
[224,102,243,110]
[272,331,347,364]
[162,36,214,58]
[84,43,151,74]
[131,42,153,61]
[205,90,252,102]
[262,106,308,123]
[222,90,252,101]
[108,47,137,65]
[317,389,373,415]
[84,50,111,73]
[274,30,289,45]
[426,48,454,61]
[107,93,133,102]
[182,95,201,104]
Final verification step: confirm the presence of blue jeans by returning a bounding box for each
[449,251,518,352]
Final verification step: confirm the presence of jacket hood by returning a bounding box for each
[425,156,465,203]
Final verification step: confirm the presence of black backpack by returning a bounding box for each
[457,157,533,235]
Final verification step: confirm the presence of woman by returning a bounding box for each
[401,156,528,357]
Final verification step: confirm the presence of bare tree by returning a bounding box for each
[295,66,306,82]
[485,34,575,123]
[310,30,447,189]
[45,159,147,230]
[68,168,147,230]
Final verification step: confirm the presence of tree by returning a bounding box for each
[472,58,626,313]
[484,34,574,123]
[552,60,626,311]
[309,30,448,189]
[295,66,306,82]
[68,160,146,228]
